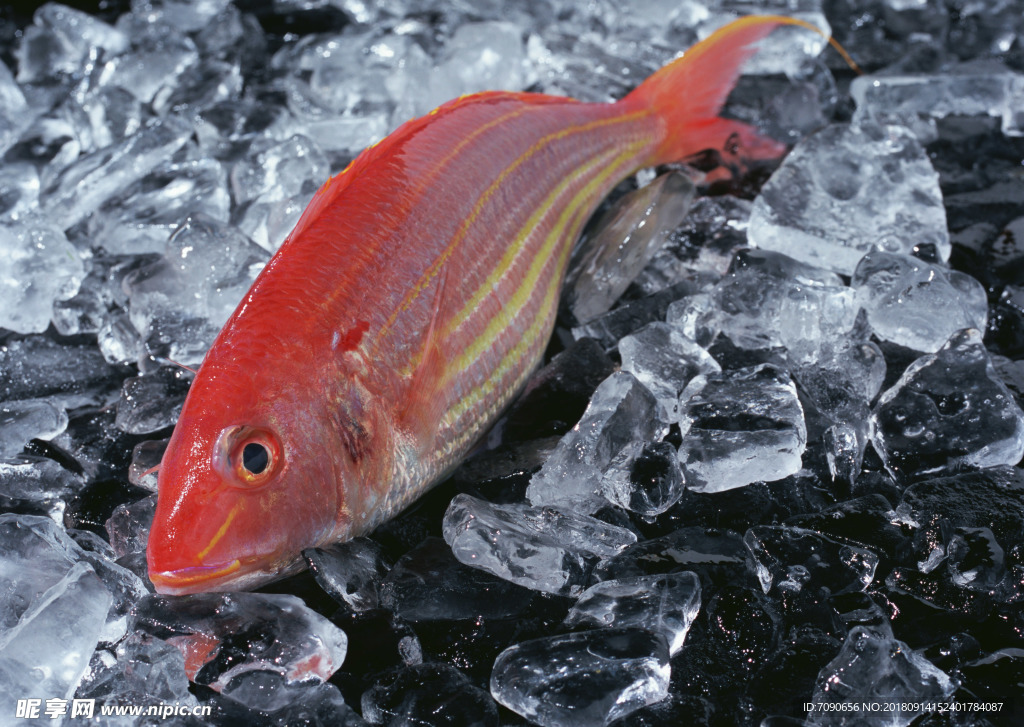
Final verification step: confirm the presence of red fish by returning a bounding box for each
[147,15,811,594]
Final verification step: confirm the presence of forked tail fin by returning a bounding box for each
[622,15,837,166]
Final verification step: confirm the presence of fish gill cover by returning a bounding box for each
[0,0,1023,726]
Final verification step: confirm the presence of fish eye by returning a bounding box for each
[242,442,269,475]
[217,426,281,488]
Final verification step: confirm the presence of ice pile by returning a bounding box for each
[1,0,1023,724]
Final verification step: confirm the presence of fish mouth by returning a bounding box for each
[149,555,303,595]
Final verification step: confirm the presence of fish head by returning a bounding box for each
[147,363,347,595]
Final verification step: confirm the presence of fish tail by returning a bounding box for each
[623,14,824,166]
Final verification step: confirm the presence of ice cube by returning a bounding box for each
[870,329,1024,478]
[128,438,166,492]
[230,135,329,252]
[526,371,668,514]
[0,162,40,222]
[601,440,685,516]
[631,195,752,296]
[852,250,988,353]
[678,363,807,492]
[748,122,949,275]
[124,214,268,351]
[405,21,527,117]
[0,60,28,156]
[743,526,879,597]
[43,115,194,230]
[564,572,701,656]
[129,0,233,34]
[132,592,348,695]
[595,526,749,587]
[0,221,84,333]
[490,627,670,727]
[98,27,198,104]
[304,538,390,613]
[0,400,68,458]
[76,631,195,710]
[698,248,857,361]
[618,322,720,420]
[113,369,189,435]
[105,494,155,559]
[564,172,695,324]
[808,627,954,726]
[378,537,533,621]
[15,2,129,84]
[851,63,1024,142]
[362,663,498,727]
[0,562,112,716]
[0,456,84,516]
[442,493,636,597]
[88,157,231,255]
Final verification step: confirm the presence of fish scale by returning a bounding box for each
[147,15,815,594]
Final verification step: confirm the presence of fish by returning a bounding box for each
[147,14,821,595]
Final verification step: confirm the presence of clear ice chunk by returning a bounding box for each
[15,2,129,84]
[631,195,752,296]
[0,60,29,157]
[105,494,156,559]
[0,221,84,333]
[76,631,195,711]
[748,122,949,275]
[442,493,636,598]
[851,63,1024,142]
[128,438,166,492]
[678,363,807,492]
[526,371,668,514]
[743,526,879,597]
[304,538,390,613]
[362,663,498,727]
[618,322,720,420]
[404,21,527,117]
[808,627,954,726]
[230,135,329,252]
[601,440,685,516]
[564,172,695,324]
[564,572,701,656]
[43,115,194,231]
[0,513,149,645]
[0,162,40,222]
[690,248,857,361]
[0,399,68,457]
[0,455,84,514]
[379,537,533,621]
[870,329,1024,478]
[852,250,988,353]
[794,340,886,483]
[132,592,348,696]
[0,562,112,713]
[114,369,189,435]
[490,627,670,727]
[98,28,198,104]
[88,157,231,255]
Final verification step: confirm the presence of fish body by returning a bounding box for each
[147,15,802,595]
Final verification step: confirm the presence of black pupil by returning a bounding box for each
[241,442,269,475]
